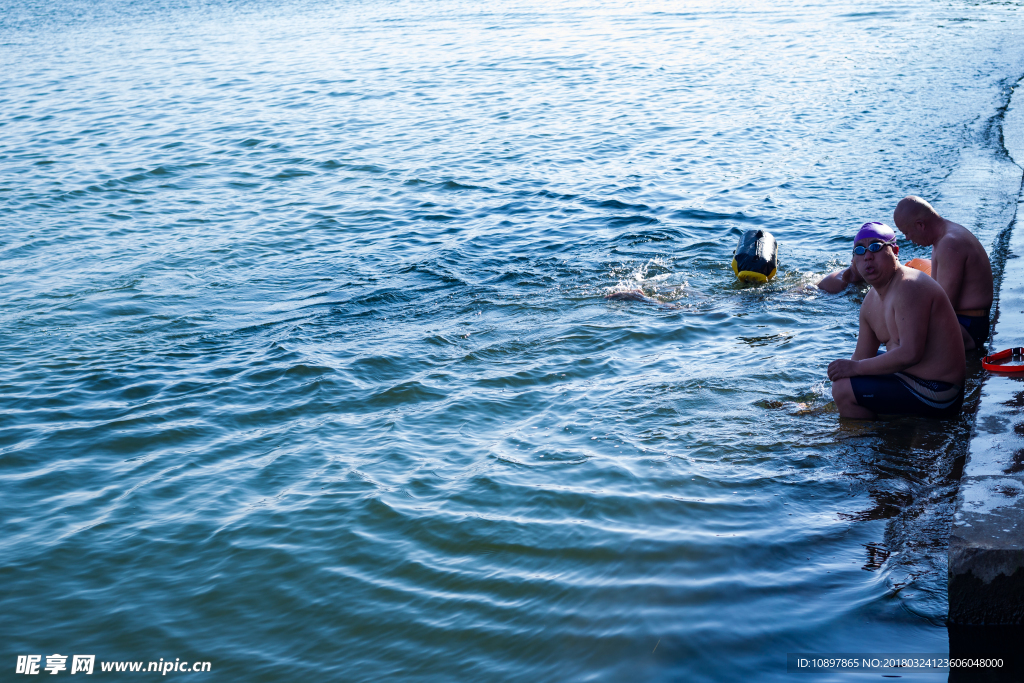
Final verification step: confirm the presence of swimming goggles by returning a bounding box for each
[853,241,893,255]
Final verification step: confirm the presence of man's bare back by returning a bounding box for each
[930,221,992,311]
[893,196,993,349]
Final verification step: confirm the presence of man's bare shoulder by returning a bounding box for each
[894,265,946,300]
[939,221,986,254]
[860,286,881,312]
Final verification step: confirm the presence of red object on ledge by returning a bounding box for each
[982,348,1024,373]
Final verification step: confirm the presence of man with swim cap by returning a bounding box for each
[817,221,917,293]
[828,222,965,419]
[893,196,993,350]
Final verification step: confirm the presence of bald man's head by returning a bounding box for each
[894,196,940,227]
[894,196,942,246]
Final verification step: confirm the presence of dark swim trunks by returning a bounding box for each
[956,311,990,349]
[850,372,963,419]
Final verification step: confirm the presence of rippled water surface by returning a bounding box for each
[4,0,1024,680]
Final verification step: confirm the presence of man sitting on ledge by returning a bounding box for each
[828,222,965,419]
[893,196,993,350]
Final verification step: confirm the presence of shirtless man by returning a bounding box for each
[892,196,993,350]
[828,222,965,419]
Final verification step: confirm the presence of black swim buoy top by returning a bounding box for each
[732,229,779,283]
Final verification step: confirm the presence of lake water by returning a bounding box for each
[3,0,1024,680]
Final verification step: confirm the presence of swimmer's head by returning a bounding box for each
[852,221,900,283]
[854,221,896,246]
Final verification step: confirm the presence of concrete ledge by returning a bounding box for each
[948,77,1024,624]
[949,490,1024,624]
[949,192,1024,624]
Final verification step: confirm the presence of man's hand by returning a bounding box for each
[828,359,861,381]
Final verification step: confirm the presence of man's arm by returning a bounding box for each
[931,239,965,310]
[828,305,881,380]
[817,265,864,294]
[850,306,882,361]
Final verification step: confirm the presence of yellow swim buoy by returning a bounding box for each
[732,229,779,283]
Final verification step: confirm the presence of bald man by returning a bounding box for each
[828,222,965,419]
[893,196,993,350]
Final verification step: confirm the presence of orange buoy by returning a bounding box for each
[905,258,932,277]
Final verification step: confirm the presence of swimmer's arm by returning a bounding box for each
[931,239,964,309]
[816,266,863,294]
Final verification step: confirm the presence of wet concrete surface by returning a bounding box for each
[949,190,1024,625]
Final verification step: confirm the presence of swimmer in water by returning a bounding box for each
[827,222,965,419]
[893,196,993,351]
[604,289,684,309]
[605,290,658,303]
[605,280,704,307]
